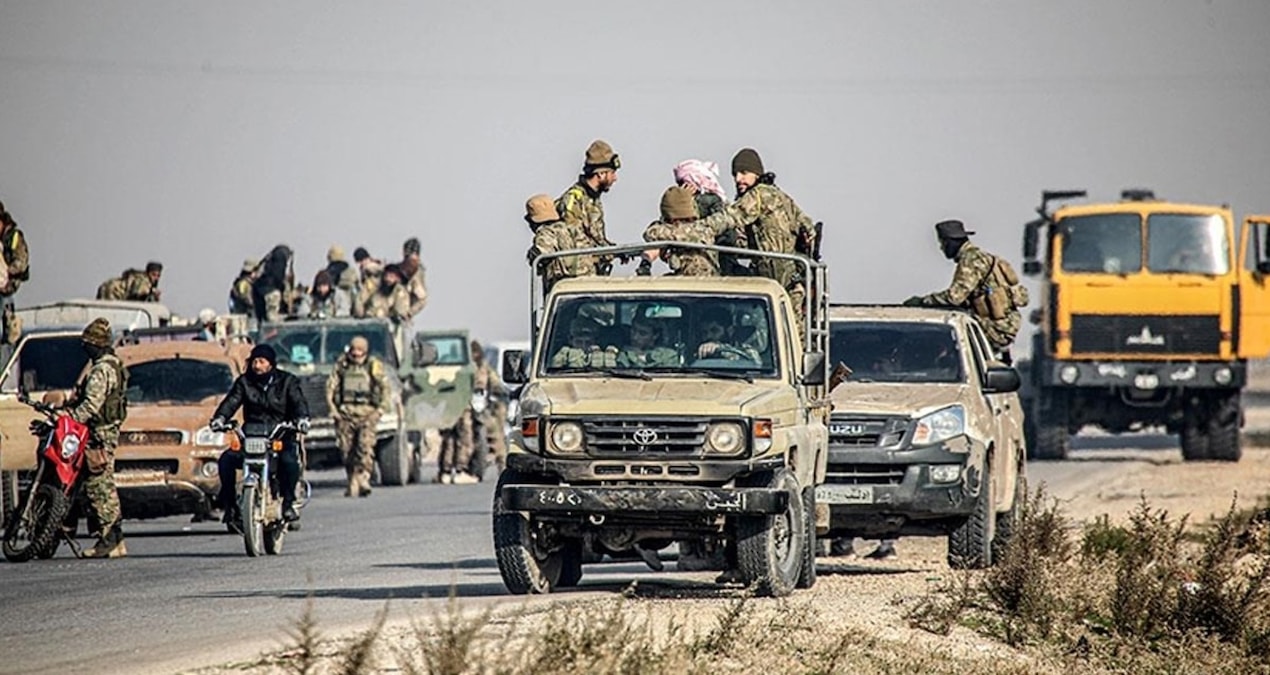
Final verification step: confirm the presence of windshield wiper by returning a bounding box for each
[676,368,754,383]
[550,367,652,381]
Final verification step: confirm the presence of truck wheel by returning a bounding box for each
[1206,392,1242,462]
[1180,415,1210,461]
[795,486,817,589]
[736,469,805,597]
[1032,389,1070,460]
[948,465,996,570]
[376,434,409,486]
[493,469,564,594]
[991,468,1026,565]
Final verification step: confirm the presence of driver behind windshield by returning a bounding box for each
[693,307,758,361]
[209,344,311,526]
[616,317,679,368]
[550,317,617,368]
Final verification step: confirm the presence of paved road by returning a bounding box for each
[0,437,1210,675]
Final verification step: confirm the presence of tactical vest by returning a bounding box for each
[338,361,376,405]
[3,229,27,282]
[77,356,129,426]
[971,255,1029,321]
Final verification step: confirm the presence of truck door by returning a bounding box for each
[0,334,90,472]
[1238,216,1270,359]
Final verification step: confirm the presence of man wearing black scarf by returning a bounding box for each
[252,244,294,323]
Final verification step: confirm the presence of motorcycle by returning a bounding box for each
[217,420,301,556]
[465,389,492,480]
[3,394,90,562]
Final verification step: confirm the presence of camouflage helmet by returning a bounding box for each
[81,318,112,348]
[659,186,697,221]
[525,194,560,224]
[583,139,620,174]
[327,245,347,263]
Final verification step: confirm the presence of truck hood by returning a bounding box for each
[523,378,793,417]
[829,382,967,418]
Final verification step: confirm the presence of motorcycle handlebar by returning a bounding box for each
[18,393,59,420]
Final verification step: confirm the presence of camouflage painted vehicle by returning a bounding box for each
[399,330,477,475]
[495,241,830,598]
[255,317,419,485]
[825,305,1026,569]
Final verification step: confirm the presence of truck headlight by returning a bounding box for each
[705,422,745,456]
[1059,365,1079,384]
[549,421,585,454]
[911,406,965,446]
[1213,367,1233,385]
[194,426,225,447]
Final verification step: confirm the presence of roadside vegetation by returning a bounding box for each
[205,490,1270,675]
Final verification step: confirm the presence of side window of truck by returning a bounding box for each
[964,322,991,386]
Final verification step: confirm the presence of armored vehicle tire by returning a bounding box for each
[736,469,805,598]
[1180,418,1210,461]
[241,486,264,558]
[991,470,1026,565]
[376,434,409,486]
[1031,389,1070,461]
[493,470,565,594]
[3,483,69,563]
[1206,393,1242,462]
[948,465,996,570]
[795,486,817,590]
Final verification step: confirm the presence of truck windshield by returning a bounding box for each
[261,325,393,367]
[1146,213,1229,275]
[127,358,234,403]
[416,336,468,366]
[829,321,963,384]
[541,295,778,378]
[2,336,89,393]
[1059,213,1142,274]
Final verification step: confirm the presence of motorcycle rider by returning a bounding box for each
[209,343,310,525]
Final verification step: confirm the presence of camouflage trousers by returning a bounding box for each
[336,412,379,474]
[440,410,478,474]
[978,311,1021,361]
[83,447,121,532]
[486,404,508,470]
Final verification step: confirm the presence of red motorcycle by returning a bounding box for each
[2,395,90,562]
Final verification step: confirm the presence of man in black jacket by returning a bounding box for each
[210,343,311,524]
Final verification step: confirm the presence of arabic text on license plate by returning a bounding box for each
[815,485,873,505]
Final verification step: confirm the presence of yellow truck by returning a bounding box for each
[1019,189,1270,461]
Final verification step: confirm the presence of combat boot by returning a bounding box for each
[344,468,359,498]
[452,471,479,485]
[82,524,127,559]
[357,469,373,498]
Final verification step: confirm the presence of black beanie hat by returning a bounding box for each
[249,343,277,367]
[731,148,764,176]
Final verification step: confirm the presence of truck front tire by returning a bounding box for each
[736,470,805,597]
[493,470,566,594]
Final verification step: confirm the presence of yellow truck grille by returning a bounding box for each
[1070,314,1220,355]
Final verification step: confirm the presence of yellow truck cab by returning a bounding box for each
[495,241,829,597]
[1019,189,1270,461]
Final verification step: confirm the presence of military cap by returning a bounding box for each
[934,220,975,240]
[525,194,560,224]
[403,237,421,256]
[81,318,112,348]
[583,139,620,174]
[349,335,370,352]
[731,148,764,177]
[659,186,698,221]
[242,258,259,274]
[327,245,347,263]
[145,261,164,274]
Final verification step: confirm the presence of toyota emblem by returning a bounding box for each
[632,427,658,446]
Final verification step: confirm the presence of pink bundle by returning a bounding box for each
[673,159,727,199]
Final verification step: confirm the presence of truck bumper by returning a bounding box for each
[1037,359,1245,390]
[503,484,789,515]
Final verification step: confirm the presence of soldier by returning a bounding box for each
[326,336,389,497]
[643,186,719,277]
[616,316,680,368]
[97,262,163,302]
[549,317,617,368]
[308,270,342,318]
[903,220,1025,363]
[556,139,620,275]
[688,148,817,318]
[524,194,592,293]
[252,245,294,323]
[399,237,428,319]
[0,202,30,346]
[357,264,411,324]
[65,318,130,558]
[465,341,506,475]
[229,258,259,315]
[674,159,746,276]
[353,247,384,301]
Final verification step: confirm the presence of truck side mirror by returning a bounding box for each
[801,352,826,386]
[502,350,529,384]
[983,366,1021,394]
[1022,260,1043,276]
[1260,225,1270,272]
[1022,220,1042,276]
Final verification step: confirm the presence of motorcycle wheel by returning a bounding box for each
[240,486,264,557]
[264,521,286,555]
[3,484,70,563]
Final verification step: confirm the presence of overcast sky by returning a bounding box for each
[2,1,1268,344]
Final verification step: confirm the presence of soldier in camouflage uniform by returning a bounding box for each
[525,194,593,292]
[0,202,30,346]
[229,258,259,315]
[97,262,163,302]
[556,140,621,275]
[903,220,1024,362]
[465,341,506,476]
[357,264,411,323]
[688,149,817,320]
[400,237,428,319]
[66,318,130,558]
[617,316,681,368]
[643,185,719,277]
[674,159,747,275]
[549,317,618,368]
[326,336,389,497]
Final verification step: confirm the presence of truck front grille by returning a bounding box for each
[119,430,184,446]
[828,416,908,449]
[1070,314,1220,355]
[115,459,179,475]
[581,417,711,457]
[825,463,906,485]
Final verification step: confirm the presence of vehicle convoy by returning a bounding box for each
[495,242,829,597]
[256,318,418,485]
[1018,190,1270,461]
[3,395,89,562]
[824,305,1026,569]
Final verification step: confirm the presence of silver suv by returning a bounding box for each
[823,305,1027,569]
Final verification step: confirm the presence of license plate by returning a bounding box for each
[815,484,873,505]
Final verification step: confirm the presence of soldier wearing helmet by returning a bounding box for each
[643,185,719,277]
[326,335,390,497]
[555,140,621,275]
[524,194,593,293]
[229,258,259,315]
